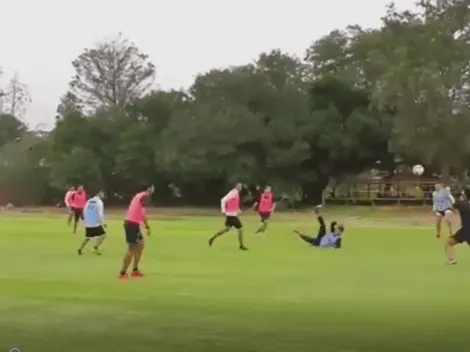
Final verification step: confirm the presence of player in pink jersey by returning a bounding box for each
[119,185,154,280]
[252,186,276,235]
[253,186,276,234]
[70,185,87,234]
[64,186,75,226]
[209,183,248,250]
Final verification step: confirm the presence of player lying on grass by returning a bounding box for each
[433,183,455,238]
[445,188,470,265]
[293,207,344,248]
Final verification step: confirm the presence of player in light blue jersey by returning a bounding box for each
[78,190,106,255]
[432,183,455,239]
[293,207,344,249]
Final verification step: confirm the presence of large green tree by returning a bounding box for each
[67,32,156,112]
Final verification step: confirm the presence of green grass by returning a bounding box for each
[0,212,469,352]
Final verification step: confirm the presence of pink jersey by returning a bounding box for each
[126,192,148,224]
[258,192,275,213]
[221,189,240,216]
[73,191,87,209]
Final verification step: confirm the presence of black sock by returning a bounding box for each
[120,270,126,275]
[133,268,139,272]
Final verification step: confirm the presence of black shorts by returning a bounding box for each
[451,228,470,244]
[225,216,242,229]
[85,226,106,238]
[124,220,144,244]
[71,207,84,221]
[436,209,452,216]
[259,212,271,222]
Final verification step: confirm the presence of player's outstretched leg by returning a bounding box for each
[93,235,106,255]
[443,212,453,237]
[445,236,457,265]
[237,229,248,250]
[255,221,267,235]
[131,242,145,278]
[294,230,319,246]
[120,245,136,280]
[67,209,73,227]
[73,211,81,234]
[435,214,442,239]
[209,227,229,247]
[77,238,90,255]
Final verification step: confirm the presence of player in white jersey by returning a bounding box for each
[432,183,455,239]
[64,186,75,226]
[77,191,106,255]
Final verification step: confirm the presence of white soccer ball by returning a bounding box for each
[412,164,424,176]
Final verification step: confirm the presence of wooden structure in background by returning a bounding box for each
[324,175,447,206]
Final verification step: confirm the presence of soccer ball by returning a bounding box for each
[412,164,424,176]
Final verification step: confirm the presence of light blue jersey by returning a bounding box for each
[319,233,341,248]
[83,196,104,228]
[433,189,454,212]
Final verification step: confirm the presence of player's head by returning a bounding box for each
[264,186,271,193]
[235,183,243,191]
[77,185,84,192]
[144,184,154,195]
[68,186,75,191]
[435,182,443,190]
[330,221,345,235]
[462,187,470,200]
[96,190,105,199]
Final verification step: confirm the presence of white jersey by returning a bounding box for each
[64,190,74,207]
[83,196,105,228]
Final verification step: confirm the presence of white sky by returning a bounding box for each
[0,0,416,130]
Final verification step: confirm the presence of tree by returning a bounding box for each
[56,92,83,119]
[68,32,156,111]
[0,72,31,118]
[372,0,470,175]
[0,133,51,205]
[301,77,392,202]
[0,114,27,147]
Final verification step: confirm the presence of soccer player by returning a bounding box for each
[293,207,344,248]
[252,186,276,235]
[70,185,87,234]
[78,190,106,255]
[432,183,454,238]
[64,186,75,226]
[445,188,470,264]
[119,185,154,280]
[209,183,248,250]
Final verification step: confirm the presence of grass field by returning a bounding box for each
[1,208,470,352]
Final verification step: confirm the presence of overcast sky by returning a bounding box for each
[0,0,416,130]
